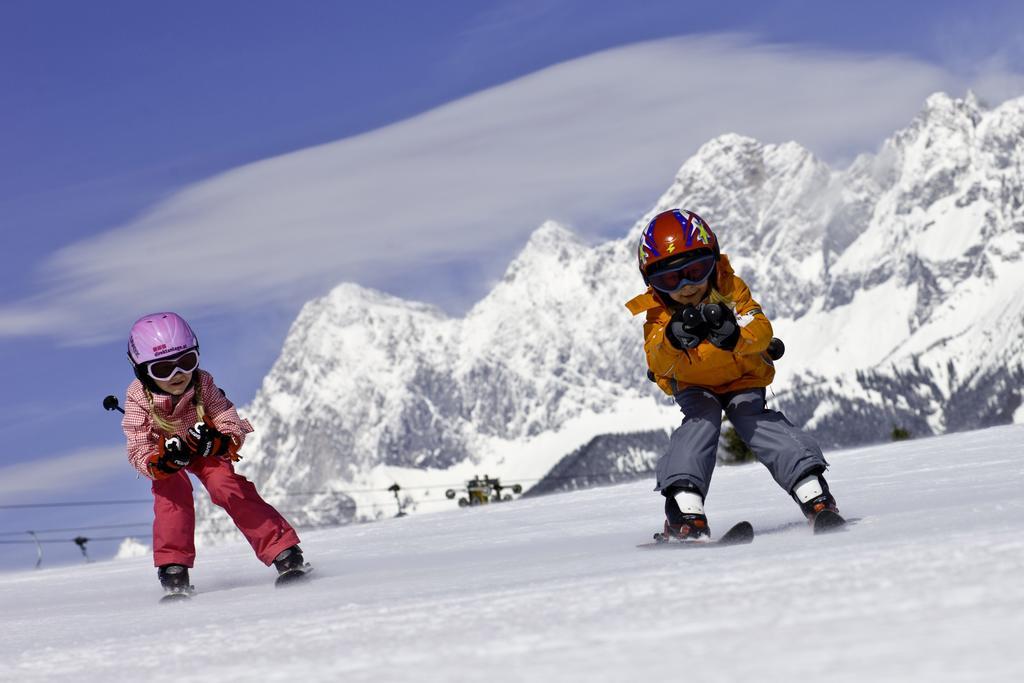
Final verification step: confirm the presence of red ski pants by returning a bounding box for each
[151,455,299,567]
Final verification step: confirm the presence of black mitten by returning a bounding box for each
[665,305,707,350]
[147,436,192,479]
[185,422,233,458]
[700,303,740,351]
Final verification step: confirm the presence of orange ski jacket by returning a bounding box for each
[624,254,776,396]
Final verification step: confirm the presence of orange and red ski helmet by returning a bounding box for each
[637,209,719,284]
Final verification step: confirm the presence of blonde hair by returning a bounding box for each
[707,285,733,307]
[662,281,734,313]
[144,373,207,436]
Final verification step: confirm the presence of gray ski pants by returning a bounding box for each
[655,387,827,499]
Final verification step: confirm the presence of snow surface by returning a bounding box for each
[3,425,1023,682]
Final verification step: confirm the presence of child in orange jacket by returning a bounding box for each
[625,210,839,540]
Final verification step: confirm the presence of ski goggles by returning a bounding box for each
[145,349,200,381]
[648,255,716,293]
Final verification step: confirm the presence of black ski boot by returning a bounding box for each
[792,471,839,518]
[273,545,305,573]
[655,514,712,543]
[273,545,311,587]
[792,470,845,533]
[157,564,193,602]
[655,485,711,542]
[801,492,840,519]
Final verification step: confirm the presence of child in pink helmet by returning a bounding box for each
[122,312,307,596]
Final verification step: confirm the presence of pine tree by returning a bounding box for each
[891,426,912,441]
[722,424,755,463]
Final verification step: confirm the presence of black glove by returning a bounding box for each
[185,421,234,458]
[665,305,707,350]
[700,303,740,351]
[148,436,192,478]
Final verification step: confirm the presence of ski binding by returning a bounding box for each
[638,520,754,549]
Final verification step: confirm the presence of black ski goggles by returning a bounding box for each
[146,349,200,381]
[648,255,716,293]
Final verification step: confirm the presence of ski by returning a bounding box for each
[275,564,314,588]
[637,520,754,549]
[159,587,194,604]
[812,509,847,534]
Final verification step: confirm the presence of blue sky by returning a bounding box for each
[2,0,1023,570]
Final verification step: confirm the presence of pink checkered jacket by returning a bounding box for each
[121,369,254,478]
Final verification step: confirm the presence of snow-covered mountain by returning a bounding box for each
[204,92,1024,526]
[7,426,1024,682]
[222,226,672,526]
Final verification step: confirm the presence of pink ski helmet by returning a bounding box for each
[127,312,199,366]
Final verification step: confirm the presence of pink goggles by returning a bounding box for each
[145,349,200,381]
[648,255,716,293]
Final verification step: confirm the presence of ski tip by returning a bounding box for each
[275,564,313,588]
[716,520,754,545]
[159,591,192,604]
[726,520,754,534]
[812,510,847,535]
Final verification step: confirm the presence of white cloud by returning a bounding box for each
[3,34,1023,343]
[0,447,125,503]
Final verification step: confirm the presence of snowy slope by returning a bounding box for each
[4,425,1023,682]
[216,91,1024,525]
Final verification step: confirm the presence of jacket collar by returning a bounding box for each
[626,253,735,316]
[148,377,198,413]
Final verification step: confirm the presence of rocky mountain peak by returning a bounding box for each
[498,220,585,287]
